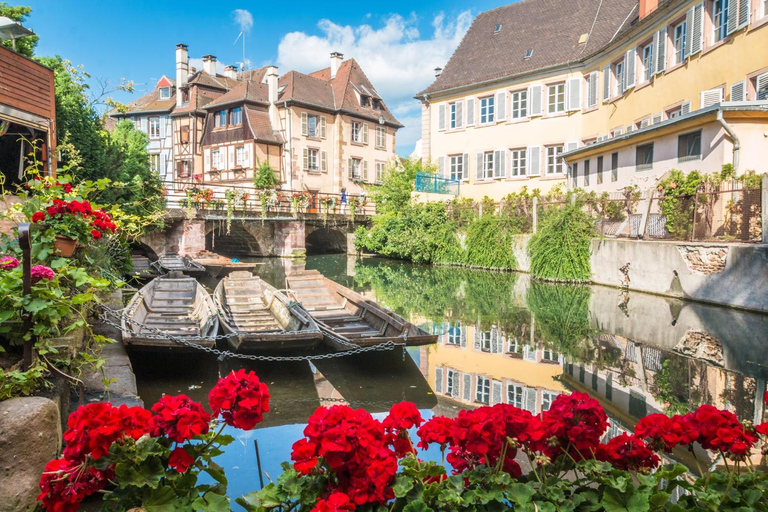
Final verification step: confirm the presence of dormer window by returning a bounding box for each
[360,95,370,108]
[494,24,502,33]
[214,110,226,128]
[230,107,242,126]
[159,87,172,100]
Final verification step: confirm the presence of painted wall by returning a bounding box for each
[171,114,204,183]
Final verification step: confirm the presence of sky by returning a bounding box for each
[21,0,512,156]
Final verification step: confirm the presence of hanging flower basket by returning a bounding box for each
[53,235,78,258]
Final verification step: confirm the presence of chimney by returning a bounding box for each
[202,55,217,75]
[330,52,343,79]
[224,65,238,80]
[639,0,659,19]
[175,44,188,108]
[434,67,443,78]
[265,66,279,127]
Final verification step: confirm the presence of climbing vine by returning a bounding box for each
[528,202,595,282]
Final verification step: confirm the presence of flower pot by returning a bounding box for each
[54,235,78,257]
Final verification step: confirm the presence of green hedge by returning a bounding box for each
[528,203,595,282]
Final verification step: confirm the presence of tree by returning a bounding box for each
[370,158,435,215]
[0,2,38,57]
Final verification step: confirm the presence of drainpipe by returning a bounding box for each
[717,109,740,175]
[281,101,293,191]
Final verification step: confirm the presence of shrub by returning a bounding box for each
[528,202,595,282]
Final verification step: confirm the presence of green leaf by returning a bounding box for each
[393,474,415,498]
[600,486,650,512]
[649,491,671,508]
[114,457,165,489]
[0,310,15,323]
[142,486,185,512]
[50,257,68,269]
[402,501,434,512]
[25,299,50,313]
[205,461,228,486]
[507,482,536,505]
[743,489,763,506]
[192,491,231,512]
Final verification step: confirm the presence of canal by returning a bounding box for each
[129,254,768,500]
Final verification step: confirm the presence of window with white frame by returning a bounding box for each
[476,376,490,404]
[449,103,458,129]
[642,42,654,82]
[673,21,688,64]
[479,96,495,124]
[375,126,385,148]
[482,151,495,179]
[614,60,625,96]
[230,107,242,126]
[511,90,527,119]
[211,150,221,170]
[447,324,462,346]
[507,384,523,409]
[133,117,142,130]
[542,391,560,412]
[349,158,361,179]
[510,148,526,176]
[307,148,319,171]
[713,0,729,43]
[149,117,161,138]
[545,145,565,174]
[159,87,171,100]
[480,331,492,352]
[307,116,318,138]
[449,155,465,181]
[149,154,160,173]
[375,161,385,183]
[235,146,246,167]
[446,369,459,397]
[547,83,565,114]
[352,122,362,143]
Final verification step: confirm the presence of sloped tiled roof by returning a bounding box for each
[188,70,238,90]
[420,0,639,96]
[245,106,284,144]
[116,87,176,116]
[205,68,270,109]
[277,70,336,110]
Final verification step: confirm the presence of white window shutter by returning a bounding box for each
[529,85,542,116]
[347,158,354,179]
[652,112,663,124]
[625,49,636,89]
[738,0,750,28]
[651,31,659,75]
[159,116,166,138]
[159,153,166,176]
[587,72,598,108]
[438,104,446,131]
[729,81,745,102]
[466,98,475,126]
[700,88,723,107]
[476,153,484,180]
[492,381,503,405]
[528,146,541,176]
[494,149,506,178]
[204,148,210,171]
[568,77,582,111]
[691,3,704,55]
[303,148,308,170]
[656,28,667,73]
[524,387,537,413]
[496,92,507,121]
[301,113,308,136]
[602,66,611,101]
[685,7,694,58]
[227,146,235,170]
[435,367,443,394]
[462,373,472,401]
[565,141,578,153]
[681,101,691,115]
[363,160,369,182]
[727,0,738,34]
[362,123,369,144]
[321,150,327,172]
[462,153,469,180]
[758,73,768,100]
[455,101,463,128]
[438,156,446,178]
[320,116,327,139]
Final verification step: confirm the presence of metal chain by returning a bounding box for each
[93,304,404,362]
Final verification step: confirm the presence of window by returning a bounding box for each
[446,369,459,397]
[449,103,458,129]
[349,158,361,179]
[592,372,599,391]
[305,149,318,171]
[507,384,523,409]
[479,96,495,124]
[308,116,318,138]
[352,122,362,143]
[584,159,590,187]
[211,150,221,170]
[572,162,578,189]
[713,0,729,43]
[480,331,492,352]
[375,161,385,184]
[214,110,226,128]
[230,107,242,126]
[545,145,564,174]
[642,43,654,82]
[447,324,462,346]
[482,151,495,179]
[235,146,246,167]
[547,83,565,114]
[611,152,619,182]
[149,154,160,173]
[614,60,625,96]
[159,87,171,100]
[510,149,526,177]
[476,376,490,404]
[542,391,559,412]
[606,374,613,401]
[636,143,654,171]
[149,117,161,138]
[678,130,702,161]
[542,349,558,361]
[375,126,385,148]
[673,21,688,64]
[133,117,141,130]
[511,90,527,119]
[449,155,465,181]
[597,156,604,185]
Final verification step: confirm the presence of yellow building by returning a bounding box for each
[418,0,768,201]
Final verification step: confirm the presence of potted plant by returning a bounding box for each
[30,198,117,257]
[291,191,311,216]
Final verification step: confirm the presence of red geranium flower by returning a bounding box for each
[168,447,196,473]
[539,392,608,461]
[209,369,270,430]
[63,403,151,462]
[37,458,114,512]
[32,211,46,222]
[635,413,698,452]
[291,438,319,475]
[596,433,660,472]
[312,492,356,512]
[383,401,423,432]
[91,229,102,239]
[416,415,454,450]
[151,394,211,443]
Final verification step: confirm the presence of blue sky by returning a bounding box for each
[22,0,511,156]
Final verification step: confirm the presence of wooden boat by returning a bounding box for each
[156,254,206,277]
[213,271,322,353]
[129,253,162,281]
[284,270,438,351]
[122,271,219,350]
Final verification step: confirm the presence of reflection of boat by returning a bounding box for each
[312,349,437,412]
[213,271,323,353]
[194,253,260,278]
[129,253,162,281]
[285,270,437,351]
[156,254,207,277]
[122,272,218,350]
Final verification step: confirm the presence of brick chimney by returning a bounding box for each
[639,0,659,19]
[330,52,343,79]
[175,44,188,108]
[223,65,238,80]
[202,55,217,75]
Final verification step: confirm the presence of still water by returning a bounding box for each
[130,254,768,498]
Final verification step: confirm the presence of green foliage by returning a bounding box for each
[529,202,595,282]
[0,2,38,57]
[368,159,433,215]
[253,162,279,189]
[459,217,518,269]
[657,170,704,239]
[0,362,50,400]
[526,282,592,358]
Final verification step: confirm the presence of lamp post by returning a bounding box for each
[19,222,35,370]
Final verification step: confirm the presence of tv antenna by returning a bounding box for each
[233,30,247,71]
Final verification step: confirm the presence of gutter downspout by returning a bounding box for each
[282,101,293,191]
[717,109,740,174]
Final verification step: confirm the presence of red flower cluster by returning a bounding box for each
[635,413,699,452]
[32,198,117,238]
[63,402,152,462]
[30,265,55,283]
[37,458,114,512]
[382,402,423,457]
[168,447,196,473]
[312,492,356,512]
[151,394,211,443]
[540,392,609,460]
[209,369,270,430]
[416,415,453,451]
[595,433,659,472]
[291,405,398,506]
[0,255,19,270]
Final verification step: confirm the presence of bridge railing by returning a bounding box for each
[161,181,376,217]
[414,173,460,196]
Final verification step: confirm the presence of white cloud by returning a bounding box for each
[276,11,472,154]
[233,9,254,33]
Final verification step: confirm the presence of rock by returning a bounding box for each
[0,397,61,512]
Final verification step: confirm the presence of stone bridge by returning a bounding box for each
[141,210,371,259]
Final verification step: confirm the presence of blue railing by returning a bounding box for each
[414,173,460,196]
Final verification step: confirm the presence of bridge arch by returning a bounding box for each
[206,222,265,257]
[305,227,348,254]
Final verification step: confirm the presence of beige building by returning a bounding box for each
[418,0,768,201]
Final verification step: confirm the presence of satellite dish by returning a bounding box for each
[378,115,385,125]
